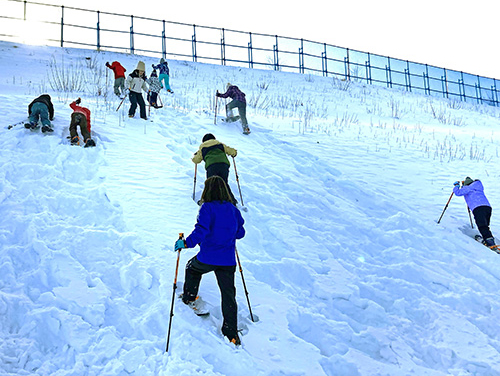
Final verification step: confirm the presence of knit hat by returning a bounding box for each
[226,83,232,90]
[151,69,157,76]
[463,177,474,186]
[136,61,146,71]
[202,133,216,142]
[160,58,165,64]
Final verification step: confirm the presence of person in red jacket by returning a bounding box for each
[69,98,95,147]
[105,61,126,97]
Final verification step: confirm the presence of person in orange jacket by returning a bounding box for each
[106,61,127,97]
[69,98,95,147]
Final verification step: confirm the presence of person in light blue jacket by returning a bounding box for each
[454,177,496,247]
[174,176,245,345]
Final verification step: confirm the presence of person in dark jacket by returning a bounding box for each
[192,133,238,204]
[25,94,54,133]
[175,175,246,345]
[216,83,250,134]
[105,61,127,97]
[69,98,96,147]
[125,61,149,120]
[454,176,496,247]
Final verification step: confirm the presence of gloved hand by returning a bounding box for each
[216,90,220,97]
[453,181,460,187]
[105,62,110,67]
[75,97,81,105]
[174,239,187,251]
[152,64,155,68]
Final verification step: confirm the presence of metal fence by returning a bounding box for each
[1,0,499,107]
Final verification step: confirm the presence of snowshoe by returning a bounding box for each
[84,139,96,148]
[41,125,53,133]
[24,123,33,129]
[180,295,209,316]
[222,324,241,346]
[242,126,251,135]
[70,136,80,146]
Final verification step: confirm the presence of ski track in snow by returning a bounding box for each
[1,41,500,375]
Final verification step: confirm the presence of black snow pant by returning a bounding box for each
[183,256,238,338]
[473,205,493,240]
[128,91,147,119]
[206,162,237,204]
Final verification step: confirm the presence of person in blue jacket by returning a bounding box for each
[175,176,245,345]
[454,176,496,247]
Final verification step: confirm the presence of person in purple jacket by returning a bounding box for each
[174,176,245,345]
[216,83,250,134]
[454,176,496,247]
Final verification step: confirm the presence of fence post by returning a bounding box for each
[192,24,197,62]
[220,28,226,66]
[442,68,448,98]
[162,20,166,59]
[476,75,482,104]
[460,72,466,101]
[321,43,327,77]
[273,35,279,71]
[130,15,134,54]
[60,6,64,47]
[248,32,253,69]
[344,48,350,80]
[493,79,499,107]
[97,11,100,51]
[298,39,304,74]
[23,0,27,20]
[404,60,411,91]
[385,57,392,88]
[365,53,372,84]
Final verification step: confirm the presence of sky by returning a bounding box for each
[34,0,500,79]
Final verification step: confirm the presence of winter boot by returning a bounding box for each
[222,324,241,346]
[71,136,80,145]
[84,138,96,148]
[41,125,53,133]
[485,237,496,247]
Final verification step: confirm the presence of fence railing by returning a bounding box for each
[1,0,499,107]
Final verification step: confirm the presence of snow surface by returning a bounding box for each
[1,40,500,376]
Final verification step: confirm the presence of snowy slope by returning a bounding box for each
[1,40,500,376]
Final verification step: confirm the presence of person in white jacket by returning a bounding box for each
[125,61,149,120]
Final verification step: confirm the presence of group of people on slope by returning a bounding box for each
[25,94,96,147]
[106,59,173,120]
[107,59,250,133]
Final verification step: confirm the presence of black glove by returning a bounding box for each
[152,64,155,68]
[75,98,81,105]
[105,62,110,67]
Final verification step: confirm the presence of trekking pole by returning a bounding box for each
[116,93,127,111]
[232,156,244,206]
[192,164,197,201]
[158,94,163,107]
[7,119,28,130]
[235,247,254,322]
[437,192,454,224]
[165,233,184,352]
[467,206,474,229]
[214,93,219,125]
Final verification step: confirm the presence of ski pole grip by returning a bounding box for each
[178,232,184,240]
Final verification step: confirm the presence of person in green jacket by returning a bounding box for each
[192,133,238,204]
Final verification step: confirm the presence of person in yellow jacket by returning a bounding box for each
[192,133,238,204]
